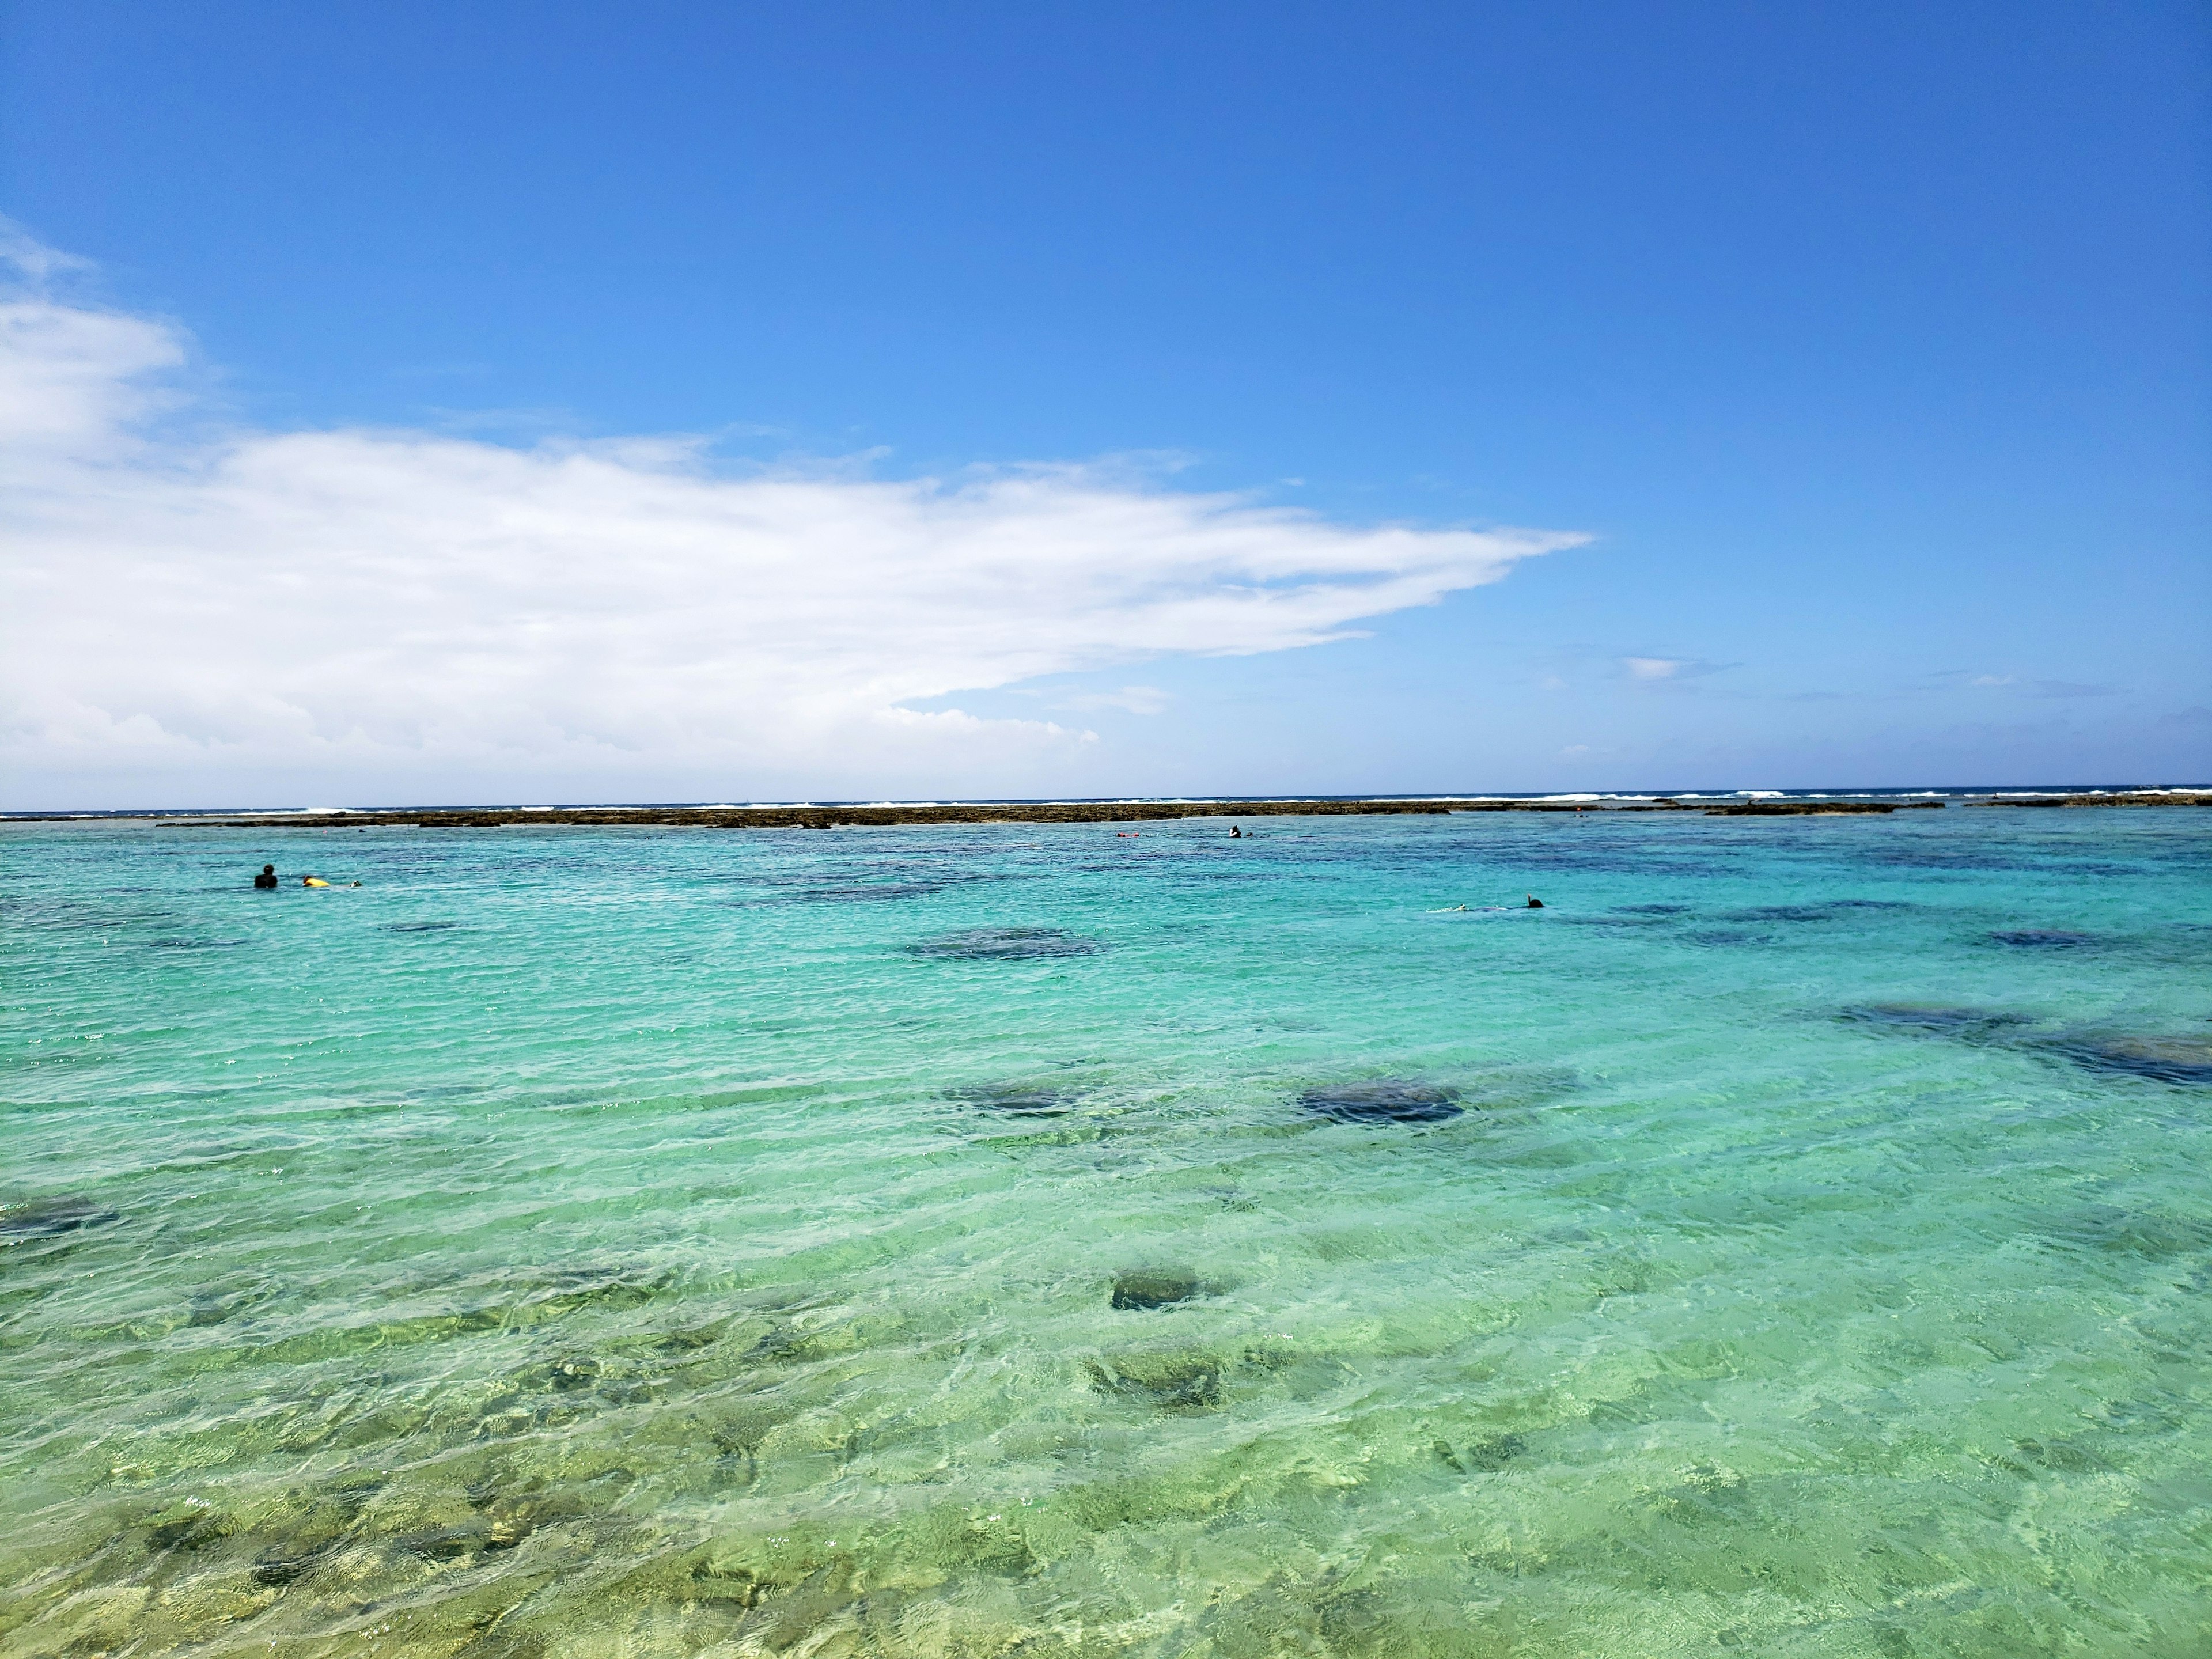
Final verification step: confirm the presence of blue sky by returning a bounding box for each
[2,1,2206,805]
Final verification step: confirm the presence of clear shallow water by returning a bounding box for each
[2,811,2207,1659]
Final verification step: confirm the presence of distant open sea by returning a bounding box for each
[4,805,2207,1657]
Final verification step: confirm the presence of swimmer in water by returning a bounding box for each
[1230,825,1242,838]
[301,876,363,888]
[1527,894,1544,908]
[253,863,278,889]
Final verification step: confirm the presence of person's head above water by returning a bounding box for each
[1527,894,1544,908]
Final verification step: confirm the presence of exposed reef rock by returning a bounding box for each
[1703,802,1925,816]
[1297,1080,1465,1124]
[1975,792,2211,808]
[142,794,1994,832]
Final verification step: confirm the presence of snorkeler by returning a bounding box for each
[1527,895,1544,908]
[1230,825,1243,838]
[301,876,363,888]
[253,863,278,889]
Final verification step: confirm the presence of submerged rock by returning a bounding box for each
[2041,1202,2212,1257]
[2043,1034,2212,1086]
[1111,1267,1200,1310]
[402,1521,492,1562]
[145,1501,234,1553]
[906,926,1101,961]
[949,1081,1078,1117]
[1296,1080,1464,1124]
[791,882,941,903]
[1437,1431,1526,1472]
[1086,1349,1224,1411]
[1839,1003,2025,1037]
[0,1195,120,1238]
[251,1541,340,1586]
[1990,929,2098,949]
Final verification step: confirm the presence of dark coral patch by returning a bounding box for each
[1297,1080,1464,1124]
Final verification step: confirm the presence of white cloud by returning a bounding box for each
[1621,656,1732,685]
[0,240,1586,805]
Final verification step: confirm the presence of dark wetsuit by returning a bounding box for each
[253,866,279,889]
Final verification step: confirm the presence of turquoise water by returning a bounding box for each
[3,810,2208,1658]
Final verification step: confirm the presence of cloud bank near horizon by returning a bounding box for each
[0,243,1585,806]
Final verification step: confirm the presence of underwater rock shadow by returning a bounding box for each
[1838,1003,2029,1040]
[1110,1267,1203,1310]
[1085,1348,1225,1412]
[2041,1201,2212,1259]
[2038,1033,2212,1087]
[946,1080,1083,1118]
[1988,929,2100,950]
[1680,928,1781,948]
[1296,1080,1464,1124]
[904,926,1102,962]
[377,921,461,933]
[787,882,946,903]
[1839,1003,2212,1087]
[0,1195,121,1238]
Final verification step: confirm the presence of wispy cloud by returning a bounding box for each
[0,234,1586,802]
[1620,656,1733,684]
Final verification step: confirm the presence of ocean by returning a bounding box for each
[3,806,2207,1657]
